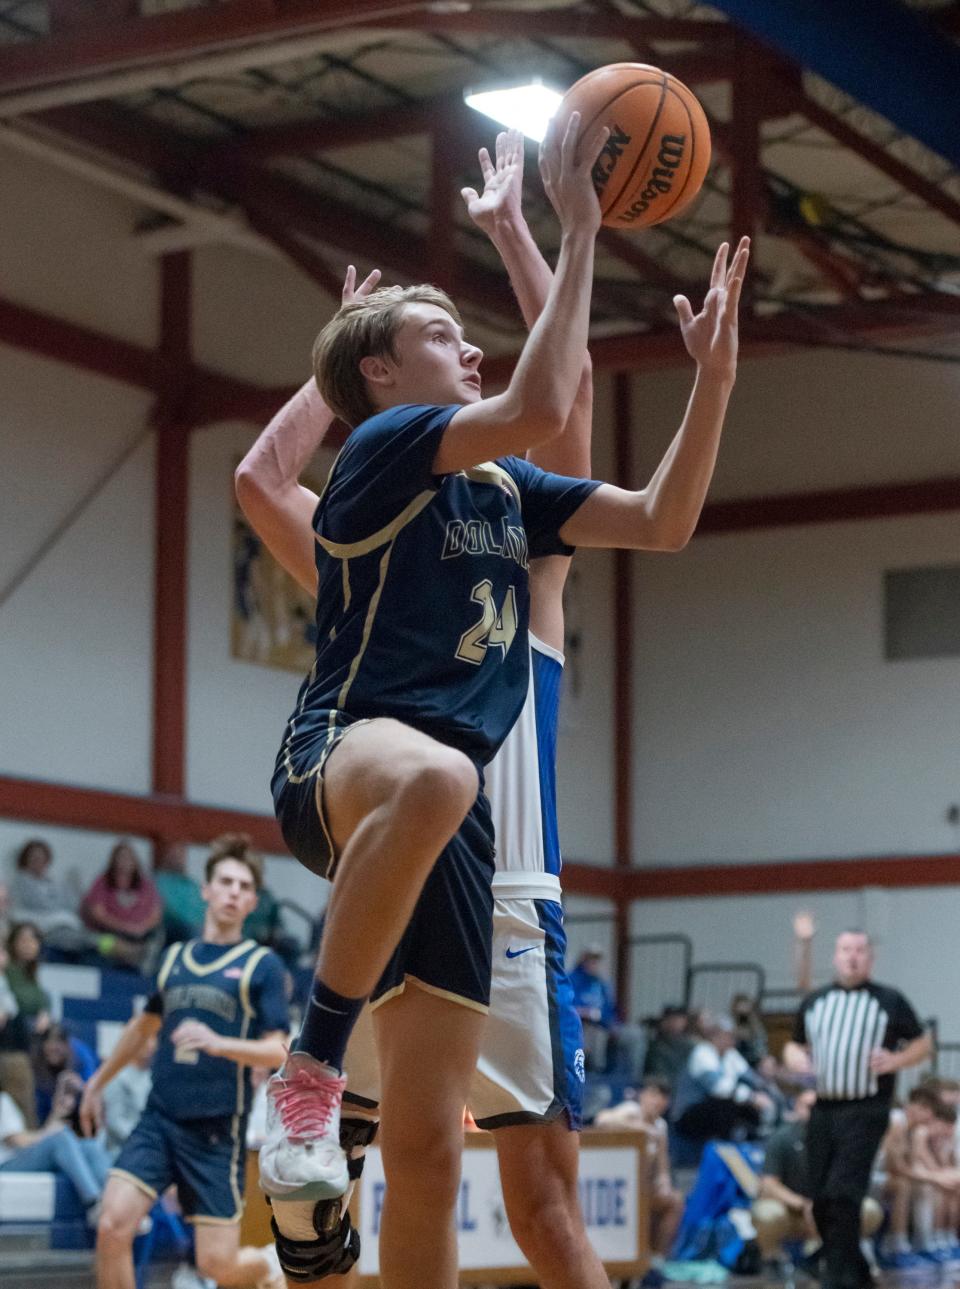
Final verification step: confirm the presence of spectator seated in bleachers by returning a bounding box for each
[0,1063,110,1225]
[152,844,205,946]
[596,1077,685,1280]
[0,929,36,1128]
[731,992,768,1068]
[644,1005,693,1092]
[81,840,164,973]
[569,946,646,1081]
[9,839,88,956]
[6,922,51,1040]
[671,1013,774,1149]
[32,1022,98,1126]
[754,1089,882,1278]
[893,1094,960,1263]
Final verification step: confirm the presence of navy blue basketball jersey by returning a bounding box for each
[277,403,599,768]
[486,636,564,878]
[145,939,289,1122]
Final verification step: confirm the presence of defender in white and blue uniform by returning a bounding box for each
[472,634,585,1129]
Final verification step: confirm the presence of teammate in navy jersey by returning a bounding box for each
[237,113,748,1287]
[79,837,289,1289]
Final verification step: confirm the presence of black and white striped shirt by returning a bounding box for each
[793,981,923,1102]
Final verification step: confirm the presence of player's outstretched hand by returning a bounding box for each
[539,111,609,237]
[341,264,381,307]
[79,1082,103,1138]
[171,1018,221,1056]
[674,236,750,377]
[461,127,525,235]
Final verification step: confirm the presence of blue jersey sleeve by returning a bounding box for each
[251,950,290,1037]
[500,457,602,558]
[321,403,459,546]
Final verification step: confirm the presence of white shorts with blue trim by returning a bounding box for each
[343,872,586,1131]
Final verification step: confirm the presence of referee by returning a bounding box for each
[784,929,931,1289]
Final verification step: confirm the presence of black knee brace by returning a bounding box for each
[341,1115,379,1180]
[271,1204,360,1282]
[269,1118,379,1282]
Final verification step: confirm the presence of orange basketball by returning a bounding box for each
[554,62,711,229]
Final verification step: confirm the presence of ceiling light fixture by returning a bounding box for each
[463,80,563,143]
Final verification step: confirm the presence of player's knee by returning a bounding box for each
[509,1189,584,1259]
[195,1247,234,1284]
[96,1202,137,1251]
[383,1130,462,1209]
[392,746,478,831]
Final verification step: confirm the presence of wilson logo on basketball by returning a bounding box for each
[620,133,687,224]
[591,124,631,192]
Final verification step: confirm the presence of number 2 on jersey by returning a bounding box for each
[456,579,518,665]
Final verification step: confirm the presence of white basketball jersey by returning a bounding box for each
[485,634,564,899]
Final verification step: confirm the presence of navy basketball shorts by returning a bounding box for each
[345,881,586,1130]
[111,1105,246,1223]
[273,710,495,1012]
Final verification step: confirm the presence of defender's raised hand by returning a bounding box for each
[461,128,525,234]
[341,263,381,306]
[539,111,609,236]
[673,236,750,375]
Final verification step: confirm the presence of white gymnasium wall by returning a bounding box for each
[625,343,960,866]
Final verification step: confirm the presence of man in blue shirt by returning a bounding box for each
[80,836,289,1289]
[238,112,749,1287]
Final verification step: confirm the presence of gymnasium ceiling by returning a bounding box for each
[0,0,959,370]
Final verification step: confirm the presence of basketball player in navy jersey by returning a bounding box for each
[235,113,747,1289]
[268,130,746,1289]
[79,836,289,1289]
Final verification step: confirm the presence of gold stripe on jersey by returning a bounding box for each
[181,939,256,978]
[462,462,521,509]
[316,488,435,560]
[337,541,394,709]
[369,973,489,1015]
[156,942,184,991]
[239,946,270,1020]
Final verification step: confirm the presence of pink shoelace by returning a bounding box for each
[272,1063,345,1141]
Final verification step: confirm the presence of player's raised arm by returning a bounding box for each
[431,112,607,474]
[235,266,382,595]
[462,127,592,482]
[559,236,750,552]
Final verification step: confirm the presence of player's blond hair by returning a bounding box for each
[313,284,462,429]
[205,832,263,891]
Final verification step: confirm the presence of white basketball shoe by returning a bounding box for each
[259,1051,349,1202]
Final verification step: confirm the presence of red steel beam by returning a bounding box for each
[0,774,620,896]
[152,252,192,799]
[0,293,292,428]
[697,476,960,535]
[0,0,430,94]
[429,122,459,293]
[622,852,960,901]
[780,83,960,234]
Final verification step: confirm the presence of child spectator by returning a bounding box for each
[32,1022,98,1125]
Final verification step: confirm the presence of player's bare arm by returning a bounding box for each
[171,1019,287,1068]
[559,236,750,552]
[462,127,593,648]
[432,112,607,474]
[235,265,382,595]
[79,1010,162,1136]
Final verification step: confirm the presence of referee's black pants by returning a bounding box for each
[806,1097,889,1289]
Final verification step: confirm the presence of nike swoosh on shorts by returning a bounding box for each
[505,946,538,959]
